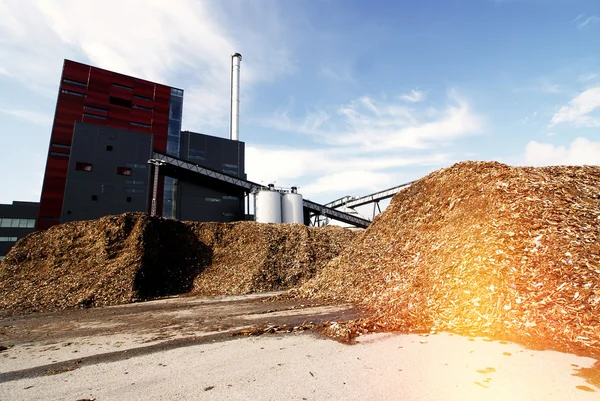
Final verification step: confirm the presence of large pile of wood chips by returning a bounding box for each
[0,214,356,314]
[300,161,600,355]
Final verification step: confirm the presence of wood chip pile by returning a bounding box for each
[300,161,600,355]
[0,215,356,314]
[189,222,356,296]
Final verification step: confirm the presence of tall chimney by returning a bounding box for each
[230,53,242,141]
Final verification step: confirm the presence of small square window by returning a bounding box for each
[117,167,132,176]
[91,195,98,201]
[76,162,93,172]
[67,210,72,215]
[126,197,132,203]
[106,145,113,151]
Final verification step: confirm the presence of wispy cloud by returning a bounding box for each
[318,66,355,83]
[252,90,483,199]
[262,90,483,150]
[549,86,600,127]
[400,89,425,103]
[515,79,561,95]
[578,73,599,83]
[573,13,600,29]
[524,137,600,166]
[0,108,52,126]
[0,0,295,130]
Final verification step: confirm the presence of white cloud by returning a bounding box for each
[549,86,600,127]
[574,14,600,29]
[524,137,600,166]
[578,73,599,83]
[0,0,294,130]
[262,91,483,150]
[0,108,52,126]
[252,90,482,199]
[318,66,355,83]
[245,144,448,198]
[400,89,425,103]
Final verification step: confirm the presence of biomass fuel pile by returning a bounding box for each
[1,161,599,356]
[301,161,600,355]
[0,215,355,314]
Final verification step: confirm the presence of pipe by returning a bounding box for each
[230,53,242,141]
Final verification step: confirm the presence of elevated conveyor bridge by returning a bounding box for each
[151,152,371,228]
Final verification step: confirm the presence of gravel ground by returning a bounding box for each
[0,293,598,400]
[1,332,598,401]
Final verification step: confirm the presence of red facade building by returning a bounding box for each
[38,60,182,229]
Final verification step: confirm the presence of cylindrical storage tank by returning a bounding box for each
[255,189,282,223]
[281,192,304,224]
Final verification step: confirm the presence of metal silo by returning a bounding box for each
[281,186,304,224]
[255,184,282,223]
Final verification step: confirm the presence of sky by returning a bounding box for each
[1,0,599,210]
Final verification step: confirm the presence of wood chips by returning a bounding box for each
[0,214,356,314]
[300,161,600,355]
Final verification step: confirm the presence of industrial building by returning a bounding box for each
[34,59,248,228]
[1,55,369,258]
[37,59,185,230]
[0,201,39,261]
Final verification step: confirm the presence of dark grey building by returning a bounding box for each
[176,131,246,222]
[61,122,153,223]
[0,201,39,260]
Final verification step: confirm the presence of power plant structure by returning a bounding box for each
[0,53,373,259]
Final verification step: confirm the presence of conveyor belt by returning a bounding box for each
[152,152,371,228]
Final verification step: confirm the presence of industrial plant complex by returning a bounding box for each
[0,55,379,260]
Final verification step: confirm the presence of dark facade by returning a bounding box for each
[176,131,245,222]
[0,201,39,260]
[38,59,183,230]
[61,122,153,223]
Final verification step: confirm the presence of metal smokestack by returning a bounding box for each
[230,53,242,141]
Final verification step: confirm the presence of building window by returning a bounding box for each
[109,96,132,108]
[61,89,85,97]
[83,113,106,120]
[223,163,238,168]
[63,78,87,87]
[106,145,113,151]
[130,122,151,129]
[75,162,93,172]
[51,143,71,149]
[0,256,4,261]
[223,212,235,217]
[133,105,152,111]
[223,196,239,201]
[117,167,132,176]
[1,218,35,228]
[84,105,107,113]
[113,83,133,90]
[125,162,146,169]
[133,95,153,102]
[125,179,144,185]
[50,152,69,157]
[189,149,206,161]
[0,237,18,243]
[91,195,98,201]
[223,169,238,175]
[126,197,132,203]
[205,197,222,203]
[124,188,144,194]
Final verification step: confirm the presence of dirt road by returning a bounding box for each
[1,293,599,400]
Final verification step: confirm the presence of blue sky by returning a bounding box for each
[1,0,599,209]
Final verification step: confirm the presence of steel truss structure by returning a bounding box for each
[151,152,371,228]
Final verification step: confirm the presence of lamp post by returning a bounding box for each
[147,158,166,217]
